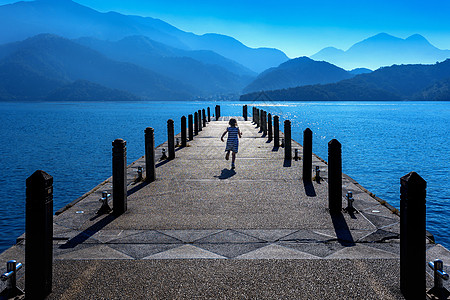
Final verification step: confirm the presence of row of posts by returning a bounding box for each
[8,104,440,299]
[248,106,439,299]
[19,105,219,299]
[250,106,344,213]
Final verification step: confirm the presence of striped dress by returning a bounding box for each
[225,126,239,153]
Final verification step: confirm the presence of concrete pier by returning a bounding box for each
[1,117,449,299]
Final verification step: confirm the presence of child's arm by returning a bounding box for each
[238,128,242,138]
[220,129,228,142]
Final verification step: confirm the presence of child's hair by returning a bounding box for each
[229,118,237,127]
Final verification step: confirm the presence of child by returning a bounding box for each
[221,118,242,169]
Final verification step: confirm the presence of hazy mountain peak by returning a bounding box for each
[0,0,288,73]
[371,32,397,39]
[311,32,450,70]
[355,33,402,46]
[406,34,429,44]
[243,57,352,93]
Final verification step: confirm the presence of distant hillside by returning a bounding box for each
[0,0,289,73]
[46,80,141,101]
[311,33,450,70]
[0,34,197,101]
[176,33,289,73]
[413,78,450,100]
[348,68,372,75]
[240,60,450,101]
[243,57,353,94]
[74,36,255,96]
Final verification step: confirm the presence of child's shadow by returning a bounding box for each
[214,168,236,180]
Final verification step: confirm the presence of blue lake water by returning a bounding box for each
[0,101,449,252]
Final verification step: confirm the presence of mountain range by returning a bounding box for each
[0,0,288,73]
[0,34,198,101]
[311,33,450,70]
[240,60,450,101]
[0,0,450,101]
[243,57,360,94]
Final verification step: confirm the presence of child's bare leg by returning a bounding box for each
[225,150,230,160]
[231,152,236,165]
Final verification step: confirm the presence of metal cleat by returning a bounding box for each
[314,166,321,183]
[136,166,143,181]
[427,259,449,299]
[344,191,357,214]
[160,148,167,160]
[97,191,112,215]
[0,260,24,299]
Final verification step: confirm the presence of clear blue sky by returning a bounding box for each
[1,0,450,57]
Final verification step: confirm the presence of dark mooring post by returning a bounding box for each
[261,110,265,134]
[252,107,255,123]
[400,172,426,300]
[256,109,260,128]
[284,120,292,160]
[181,116,187,147]
[273,115,280,147]
[243,105,248,121]
[198,110,202,131]
[194,112,199,135]
[188,114,194,141]
[263,111,268,136]
[145,127,156,182]
[112,139,127,215]
[207,107,211,122]
[259,110,264,131]
[258,109,262,130]
[328,139,342,213]
[303,128,313,182]
[268,113,273,141]
[167,119,175,159]
[215,105,221,120]
[25,170,53,299]
[202,109,206,127]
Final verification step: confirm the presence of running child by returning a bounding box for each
[220,118,242,169]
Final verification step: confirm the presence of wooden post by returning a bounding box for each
[145,127,156,182]
[303,128,312,182]
[284,120,291,160]
[243,105,248,121]
[273,115,280,147]
[328,139,342,213]
[207,107,211,122]
[256,109,260,128]
[259,110,263,131]
[400,172,426,300]
[198,110,202,132]
[259,109,264,132]
[25,170,53,299]
[194,112,199,135]
[202,109,206,127]
[215,105,221,120]
[181,116,187,147]
[267,113,273,141]
[167,119,175,159]
[263,111,267,136]
[188,114,193,141]
[112,138,127,215]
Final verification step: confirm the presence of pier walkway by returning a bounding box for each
[2,117,449,299]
